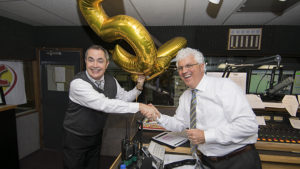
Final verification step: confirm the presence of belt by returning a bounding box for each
[201,144,254,162]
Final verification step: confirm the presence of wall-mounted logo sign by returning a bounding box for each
[0,64,17,96]
[227,28,262,50]
[0,61,26,105]
[0,65,10,87]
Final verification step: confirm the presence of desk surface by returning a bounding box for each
[0,105,16,112]
[110,130,300,169]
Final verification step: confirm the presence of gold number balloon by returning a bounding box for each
[78,0,187,81]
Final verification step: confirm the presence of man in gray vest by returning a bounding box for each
[63,45,154,169]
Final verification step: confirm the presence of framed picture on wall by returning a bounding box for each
[0,87,6,105]
[228,28,262,50]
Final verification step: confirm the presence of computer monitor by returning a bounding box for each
[248,69,279,94]
[278,70,294,95]
[248,69,294,95]
[292,70,300,95]
[206,72,247,93]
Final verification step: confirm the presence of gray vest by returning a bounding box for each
[63,72,117,136]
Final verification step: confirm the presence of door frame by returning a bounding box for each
[37,48,83,148]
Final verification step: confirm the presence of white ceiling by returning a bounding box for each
[0,0,300,26]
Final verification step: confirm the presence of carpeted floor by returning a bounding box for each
[19,149,116,169]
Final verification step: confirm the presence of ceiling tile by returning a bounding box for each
[0,1,73,26]
[267,1,300,25]
[27,0,83,25]
[0,0,300,26]
[130,0,185,26]
[123,0,145,25]
[0,0,24,1]
[185,0,245,25]
[0,8,41,25]
[239,0,299,14]
[224,12,277,25]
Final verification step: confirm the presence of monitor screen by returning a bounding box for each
[279,70,294,95]
[248,69,294,95]
[292,70,300,94]
[248,69,279,94]
[206,72,247,93]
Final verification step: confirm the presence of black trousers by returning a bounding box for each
[201,146,262,169]
[63,129,103,169]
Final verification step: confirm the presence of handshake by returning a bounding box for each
[137,75,160,120]
[139,103,161,121]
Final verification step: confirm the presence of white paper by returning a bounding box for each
[246,94,265,109]
[56,83,65,91]
[55,66,66,82]
[148,141,165,161]
[289,117,300,129]
[256,116,266,125]
[282,95,299,117]
[298,95,300,104]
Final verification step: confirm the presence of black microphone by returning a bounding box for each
[144,83,169,95]
[267,77,294,95]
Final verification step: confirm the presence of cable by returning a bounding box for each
[255,72,267,94]
[255,66,270,94]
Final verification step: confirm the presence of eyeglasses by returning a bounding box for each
[177,63,199,71]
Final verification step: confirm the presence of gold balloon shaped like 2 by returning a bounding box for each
[78,0,187,81]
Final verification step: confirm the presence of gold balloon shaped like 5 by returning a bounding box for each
[78,0,187,81]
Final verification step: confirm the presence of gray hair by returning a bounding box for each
[85,45,109,61]
[175,47,206,71]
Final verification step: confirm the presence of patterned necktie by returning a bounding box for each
[190,89,205,169]
[95,80,104,90]
[190,89,197,155]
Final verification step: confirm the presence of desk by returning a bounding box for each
[110,131,300,169]
[256,142,300,169]
[0,105,20,169]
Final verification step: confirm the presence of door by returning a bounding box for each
[39,48,82,150]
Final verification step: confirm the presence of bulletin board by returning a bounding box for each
[227,28,262,50]
[46,65,75,91]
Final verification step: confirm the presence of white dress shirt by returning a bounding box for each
[158,75,258,156]
[68,71,141,114]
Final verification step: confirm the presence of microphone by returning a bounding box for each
[144,83,170,95]
[275,54,281,68]
[267,76,294,95]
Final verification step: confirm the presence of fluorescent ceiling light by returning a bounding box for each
[209,0,220,4]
